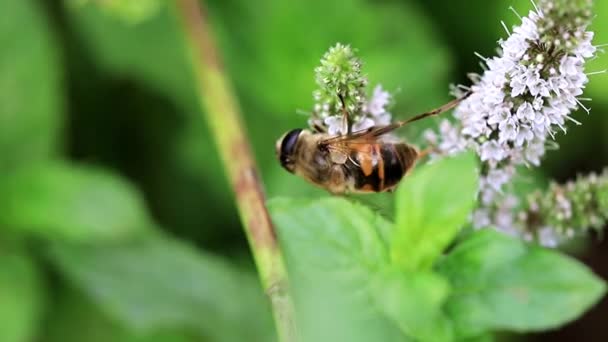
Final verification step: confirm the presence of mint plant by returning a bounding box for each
[270,153,605,341]
[266,1,607,341]
[4,0,603,341]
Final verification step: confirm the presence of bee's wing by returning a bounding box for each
[319,124,396,147]
[319,91,472,147]
[323,136,385,165]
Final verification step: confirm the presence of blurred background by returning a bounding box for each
[1,0,607,341]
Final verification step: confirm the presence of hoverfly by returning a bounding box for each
[276,92,471,194]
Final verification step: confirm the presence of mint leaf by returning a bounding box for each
[392,152,478,271]
[438,230,607,337]
[270,198,403,342]
[49,235,273,342]
[371,268,453,342]
[0,251,45,342]
[0,0,63,170]
[0,163,150,242]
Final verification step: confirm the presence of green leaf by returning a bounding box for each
[0,0,64,169]
[0,251,45,342]
[270,198,403,342]
[371,268,453,342]
[68,0,163,24]
[49,235,274,342]
[46,289,195,342]
[0,162,150,242]
[392,152,478,271]
[438,230,607,338]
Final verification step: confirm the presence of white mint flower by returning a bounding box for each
[479,141,507,165]
[538,227,560,247]
[352,117,375,132]
[431,0,597,246]
[318,83,393,135]
[365,85,391,116]
[514,125,534,147]
[324,116,346,136]
[472,209,492,229]
[438,120,468,155]
[372,112,392,126]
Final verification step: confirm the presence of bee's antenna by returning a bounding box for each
[356,91,473,138]
[397,91,472,128]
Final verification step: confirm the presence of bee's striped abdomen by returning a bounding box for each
[345,143,418,193]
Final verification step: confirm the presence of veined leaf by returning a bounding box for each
[438,230,606,338]
[371,268,453,342]
[392,152,478,271]
[271,197,452,342]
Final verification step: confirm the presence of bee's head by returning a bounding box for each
[276,128,303,173]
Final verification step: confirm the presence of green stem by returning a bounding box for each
[173,1,297,341]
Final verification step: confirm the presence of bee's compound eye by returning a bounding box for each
[278,128,302,170]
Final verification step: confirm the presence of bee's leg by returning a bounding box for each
[417,146,441,160]
[312,122,327,133]
[327,165,347,195]
[338,93,351,134]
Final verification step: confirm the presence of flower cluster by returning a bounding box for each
[427,0,599,246]
[513,169,608,247]
[310,44,392,135]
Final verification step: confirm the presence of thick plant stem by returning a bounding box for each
[173,1,297,341]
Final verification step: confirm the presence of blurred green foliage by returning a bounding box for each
[0,0,63,169]
[0,251,44,342]
[0,163,151,242]
[1,0,607,341]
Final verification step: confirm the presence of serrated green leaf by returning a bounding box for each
[0,0,64,170]
[438,229,607,338]
[269,197,404,342]
[392,152,478,271]
[371,268,453,342]
[0,162,150,242]
[0,251,45,342]
[49,235,274,342]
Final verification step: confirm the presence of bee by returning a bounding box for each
[275,92,471,194]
